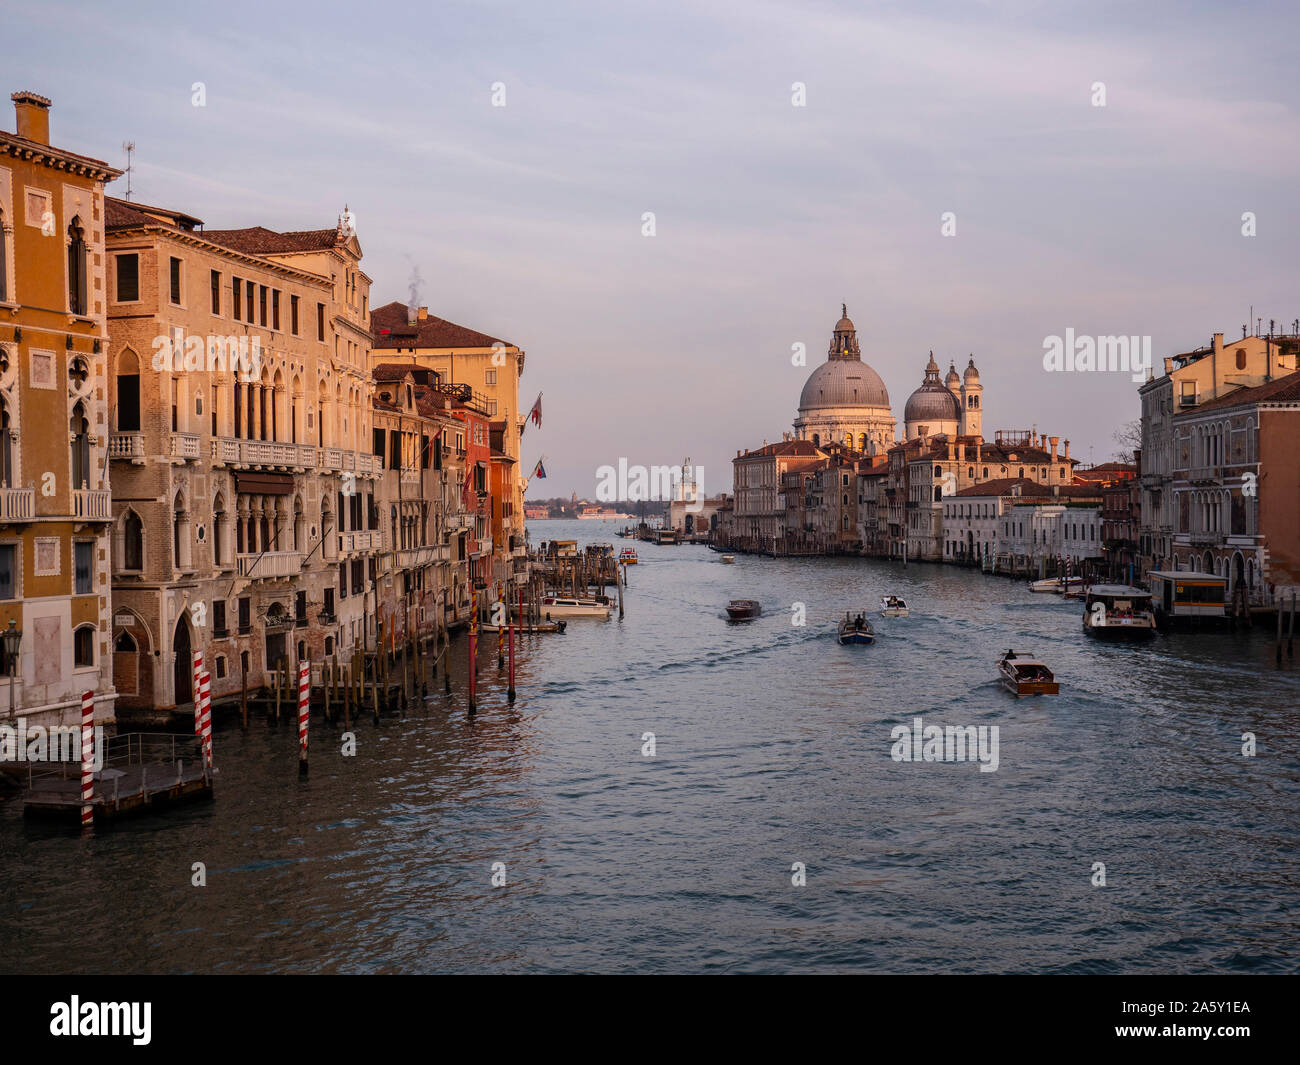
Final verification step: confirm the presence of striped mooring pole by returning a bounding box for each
[297,659,310,777]
[192,650,204,739]
[79,690,94,829]
[468,592,478,716]
[198,669,213,770]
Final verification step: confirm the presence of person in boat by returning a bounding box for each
[1004,649,1016,660]
[854,613,865,631]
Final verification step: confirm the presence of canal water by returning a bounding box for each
[3,519,1298,973]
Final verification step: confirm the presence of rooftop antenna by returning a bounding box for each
[121,141,135,200]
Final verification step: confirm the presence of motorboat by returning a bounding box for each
[618,548,638,565]
[879,595,909,617]
[541,596,612,619]
[1028,576,1085,594]
[1082,585,1156,637]
[720,554,735,564]
[838,613,876,645]
[726,600,762,621]
[997,650,1059,696]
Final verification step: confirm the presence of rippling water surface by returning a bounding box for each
[4,519,1299,973]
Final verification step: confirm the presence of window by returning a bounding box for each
[73,625,94,668]
[238,597,251,634]
[390,429,401,469]
[0,208,7,302]
[245,280,254,322]
[272,290,280,330]
[351,558,363,593]
[169,256,182,304]
[216,656,227,679]
[487,399,498,416]
[339,562,348,599]
[0,543,15,600]
[317,303,325,341]
[213,600,227,636]
[1235,348,1247,370]
[373,427,386,467]
[323,587,335,619]
[67,219,88,314]
[232,276,242,318]
[75,541,93,594]
[123,511,143,570]
[117,254,139,301]
[210,270,221,314]
[259,285,267,326]
[295,591,307,625]
[485,369,497,386]
[291,295,300,335]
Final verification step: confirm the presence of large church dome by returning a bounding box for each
[799,359,891,410]
[793,305,897,455]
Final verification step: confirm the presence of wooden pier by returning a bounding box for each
[23,733,213,823]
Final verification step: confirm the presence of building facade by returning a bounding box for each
[0,92,121,727]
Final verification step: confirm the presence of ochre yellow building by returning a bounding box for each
[0,92,121,726]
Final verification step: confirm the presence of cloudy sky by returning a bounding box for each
[11,0,1299,496]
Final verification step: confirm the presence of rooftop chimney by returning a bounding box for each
[417,307,428,320]
[12,91,51,145]
[1063,439,1070,461]
[1050,435,1059,464]
[1213,332,1224,354]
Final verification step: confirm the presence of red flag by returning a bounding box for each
[524,392,542,432]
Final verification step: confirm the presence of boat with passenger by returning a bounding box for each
[838,612,876,645]
[997,650,1059,696]
[879,595,909,617]
[1082,585,1156,637]
[726,600,762,621]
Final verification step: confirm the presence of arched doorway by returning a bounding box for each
[173,617,192,707]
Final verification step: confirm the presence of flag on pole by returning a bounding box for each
[522,392,542,432]
[80,690,94,828]
[532,457,547,479]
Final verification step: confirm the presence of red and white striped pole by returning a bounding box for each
[198,669,213,770]
[192,650,204,739]
[297,659,310,776]
[80,690,94,829]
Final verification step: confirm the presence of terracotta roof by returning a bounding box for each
[105,195,203,231]
[202,226,339,254]
[736,440,826,460]
[372,363,415,382]
[956,478,1100,500]
[370,301,511,349]
[1177,370,1300,415]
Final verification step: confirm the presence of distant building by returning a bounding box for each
[1138,331,1298,577]
[1169,369,1300,606]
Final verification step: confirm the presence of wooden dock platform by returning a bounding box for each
[22,733,213,823]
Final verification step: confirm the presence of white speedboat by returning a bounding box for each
[541,596,612,619]
[1082,585,1156,637]
[1028,576,1084,594]
[880,595,909,617]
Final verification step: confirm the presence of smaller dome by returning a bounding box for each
[905,385,961,425]
[834,302,854,333]
[945,363,960,387]
[963,356,980,382]
[924,350,939,374]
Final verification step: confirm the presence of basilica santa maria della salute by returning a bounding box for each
[792,305,983,453]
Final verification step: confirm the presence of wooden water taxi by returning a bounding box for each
[541,595,612,619]
[726,599,762,621]
[1082,585,1156,637]
[880,595,909,617]
[997,650,1059,696]
[1028,576,1084,594]
[838,613,876,645]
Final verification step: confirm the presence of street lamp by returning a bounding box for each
[3,619,22,720]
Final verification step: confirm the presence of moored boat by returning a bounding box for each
[1028,576,1084,594]
[726,599,762,621]
[541,595,612,619]
[997,650,1059,696]
[838,612,876,645]
[1082,585,1156,637]
[879,595,909,617]
[720,554,735,564]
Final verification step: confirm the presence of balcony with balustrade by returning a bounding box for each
[236,551,304,580]
[0,486,35,522]
[170,432,201,463]
[73,488,112,522]
[109,432,146,464]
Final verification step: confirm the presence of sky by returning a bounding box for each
[7,0,1299,497]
